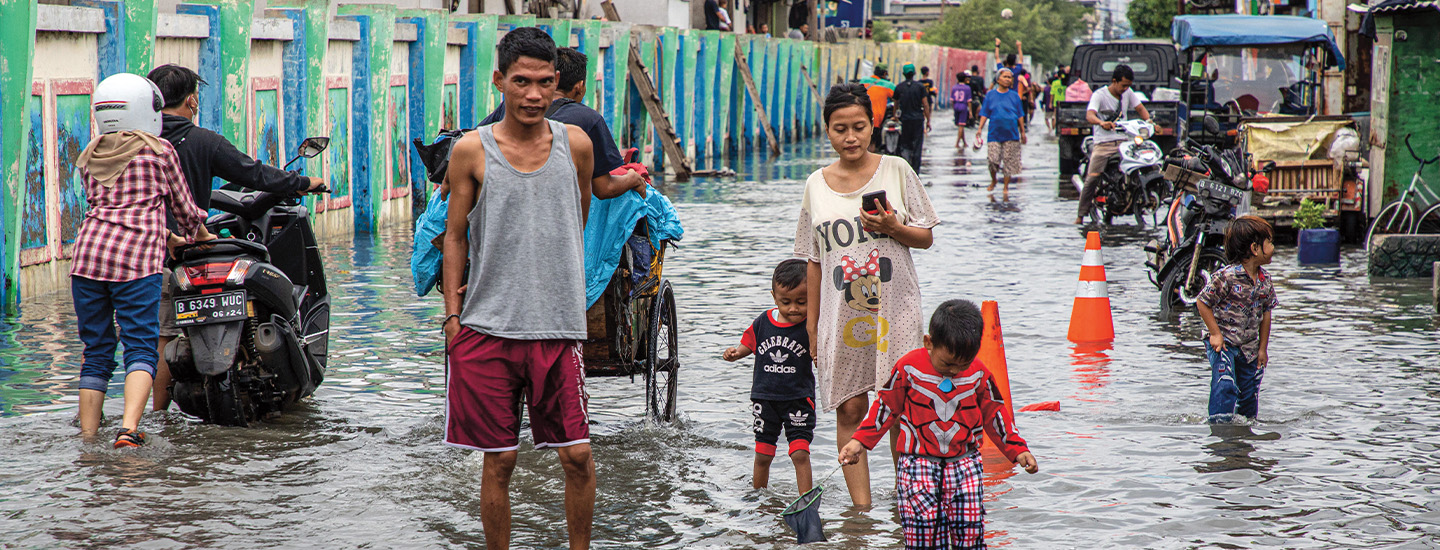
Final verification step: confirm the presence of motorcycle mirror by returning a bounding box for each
[299,137,330,158]
[1202,115,1221,136]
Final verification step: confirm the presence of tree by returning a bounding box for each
[873,20,896,44]
[1128,0,1179,39]
[922,0,1092,68]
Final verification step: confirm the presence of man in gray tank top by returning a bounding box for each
[440,27,598,550]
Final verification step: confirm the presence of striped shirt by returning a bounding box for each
[70,142,208,282]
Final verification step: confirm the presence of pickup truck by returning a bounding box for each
[1056,40,1185,197]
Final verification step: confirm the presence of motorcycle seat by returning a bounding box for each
[172,238,271,265]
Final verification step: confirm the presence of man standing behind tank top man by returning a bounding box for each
[476,47,648,199]
[440,27,606,550]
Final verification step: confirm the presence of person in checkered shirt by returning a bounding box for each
[839,299,1039,550]
[71,73,215,449]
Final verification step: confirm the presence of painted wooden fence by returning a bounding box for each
[0,0,979,305]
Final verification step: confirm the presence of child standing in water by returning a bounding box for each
[724,259,816,493]
[796,83,940,506]
[840,299,1038,550]
[1196,215,1277,423]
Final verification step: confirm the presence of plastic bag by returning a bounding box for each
[411,188,447,297]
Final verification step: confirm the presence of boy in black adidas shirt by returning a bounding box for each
[723,259,816,493]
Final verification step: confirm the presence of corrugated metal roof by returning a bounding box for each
[1367,0,1440,13]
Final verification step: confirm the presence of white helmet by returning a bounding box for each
[92,73,165,135]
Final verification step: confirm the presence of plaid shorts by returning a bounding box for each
[896,453,986,550]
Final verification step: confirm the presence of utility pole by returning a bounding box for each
[812,0,823,41]
[1103,0,1113,41]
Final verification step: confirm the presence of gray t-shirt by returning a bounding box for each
[1087,86,1143,143]
[459,120,587,340]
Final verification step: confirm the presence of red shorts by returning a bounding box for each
[444,328,590,452]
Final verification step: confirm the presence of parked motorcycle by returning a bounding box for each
[164,137,332,426]
[879,102,902,156]
[1145,117,1271,317]
[1072,119,1169,226]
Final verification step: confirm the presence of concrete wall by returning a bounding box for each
[610,0,690,28]
[0,1,979,305]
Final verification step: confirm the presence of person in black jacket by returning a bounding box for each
[893,64,932,172]
[146,64,326,411]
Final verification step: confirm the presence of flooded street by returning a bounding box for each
[3,124,1439,549]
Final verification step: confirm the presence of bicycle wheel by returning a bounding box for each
[1416,203,1440,234]
[1366,201,1415,249]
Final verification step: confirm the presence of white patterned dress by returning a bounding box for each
[794,155,940,411]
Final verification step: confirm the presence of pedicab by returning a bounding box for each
[412,137,684,423]
[580,187,682,423]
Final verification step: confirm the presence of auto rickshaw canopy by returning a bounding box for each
[1171,15,1345,70]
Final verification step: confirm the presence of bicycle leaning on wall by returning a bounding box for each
[1366,134,1440,247]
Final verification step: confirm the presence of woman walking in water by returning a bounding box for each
[794,83,939,506]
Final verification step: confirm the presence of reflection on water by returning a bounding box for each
[1194,425,1280,475]
[3,125,1440,548]
[1069,342,1113,400]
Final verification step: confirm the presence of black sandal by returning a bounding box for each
[114,429,146,449]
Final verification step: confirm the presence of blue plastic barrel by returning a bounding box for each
[1297,228,1341,264]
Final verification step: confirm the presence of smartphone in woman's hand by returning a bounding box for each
[862,190,887,214]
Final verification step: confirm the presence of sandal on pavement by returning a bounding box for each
[114,429,146,449]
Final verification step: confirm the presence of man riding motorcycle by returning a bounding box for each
[1075,64,1152,225]
[860,64,896,153]
[146,64,327,412]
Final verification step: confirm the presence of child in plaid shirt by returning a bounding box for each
[71,74,214,448]
[1197,215,1277,423]
[839,299,1038,550]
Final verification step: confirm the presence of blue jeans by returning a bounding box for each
[71,274,162,392]
[1206,341,1263,422]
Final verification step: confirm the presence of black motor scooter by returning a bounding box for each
[879,102,902,156]
[1146,117,1272,317]
[164,137,332,426]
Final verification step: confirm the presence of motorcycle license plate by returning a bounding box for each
[174,290,248,327]
[1197,179,1243,202]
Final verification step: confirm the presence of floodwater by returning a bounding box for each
[3,124,1440,549]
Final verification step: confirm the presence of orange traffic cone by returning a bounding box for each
[977,301,1017,457]
[1067,231,1115,343]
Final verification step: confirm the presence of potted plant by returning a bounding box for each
[1294,198,1340,264]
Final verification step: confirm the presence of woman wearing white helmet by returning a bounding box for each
[70,72,215,448]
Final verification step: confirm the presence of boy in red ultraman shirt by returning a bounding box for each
[840,299,1038,550]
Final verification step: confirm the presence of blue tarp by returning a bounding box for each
[412,185,684,310]
[583,186,684,308]
[1171,15,1345,70]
